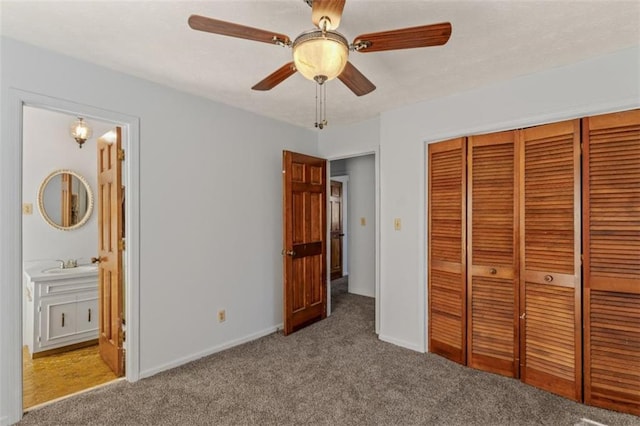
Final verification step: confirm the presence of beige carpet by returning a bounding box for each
[19,281,639,425]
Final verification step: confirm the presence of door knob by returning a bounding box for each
[489,268,497,275]
[281,249,296,257]
[544,274,554,283]
[91,256,105,264]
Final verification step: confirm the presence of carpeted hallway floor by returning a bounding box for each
[19,279,639,425]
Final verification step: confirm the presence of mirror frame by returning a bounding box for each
[37,169,94,231]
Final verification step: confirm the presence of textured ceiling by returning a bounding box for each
[2,1,639,129]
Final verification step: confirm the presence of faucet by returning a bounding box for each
[55,259,77,269]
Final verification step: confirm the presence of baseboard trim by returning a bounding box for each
[378,334,424,353]
[139,323,283,379]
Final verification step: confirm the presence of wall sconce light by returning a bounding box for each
[69,117,93,148]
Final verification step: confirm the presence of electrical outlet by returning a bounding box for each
[218,309,226,323]
[23,203,33,215]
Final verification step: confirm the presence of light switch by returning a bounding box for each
[23,203,33,215]
[394,218,401,231]
[360,217,366,226]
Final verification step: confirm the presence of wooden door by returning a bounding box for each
[519,119,581,401]
[330,180,343,280]
[428,138,467,364]
[282,151,327,335]
[583,109,640,415]
[467,131,520,378]
[97,128,124,376]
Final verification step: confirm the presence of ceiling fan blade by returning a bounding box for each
[312,0,346,30]
[252,62,297,91]
[188,15,290,45]
[338,62,376,96]
[353,22,451,53]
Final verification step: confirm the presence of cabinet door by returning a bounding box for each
[39,296,77,349]
[519,119,582,401]
[583,109,640,415]
[428,138,467,364]
[467,131,519,377]
[76,296,99,334]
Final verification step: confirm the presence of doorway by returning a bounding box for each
[2,89,140,422]
[21,107,125,409]
[21,107,122,409]
[329,155,377,329]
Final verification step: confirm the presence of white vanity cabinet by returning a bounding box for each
[24,264,99,356]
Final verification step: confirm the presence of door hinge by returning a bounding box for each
[119,239,126,251]
[118,148,125,161]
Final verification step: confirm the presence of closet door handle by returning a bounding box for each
[61,313,65,327]
[544,274,554,283]
[489,268,497,275]
[88,308,92,322]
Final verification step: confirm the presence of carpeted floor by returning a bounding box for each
[19,279,639,425]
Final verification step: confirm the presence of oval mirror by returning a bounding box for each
[37,170,94,231]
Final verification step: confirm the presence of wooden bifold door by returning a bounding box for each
[428,109,639,414]
[582,110,640,415]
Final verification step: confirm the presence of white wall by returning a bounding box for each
[343,155,375,298]
[1,37,317,424]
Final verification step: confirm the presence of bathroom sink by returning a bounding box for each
[42,265,98,274]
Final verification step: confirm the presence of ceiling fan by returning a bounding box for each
[188,0,452,127]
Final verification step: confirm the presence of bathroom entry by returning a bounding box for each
[22,106,125,408]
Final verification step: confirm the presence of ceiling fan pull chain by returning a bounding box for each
[323,83,328,128]
[315,83,319,129]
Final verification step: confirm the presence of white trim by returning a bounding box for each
[422,99,639,145]
[378,334,424,353]
[1,89,140,425]
[139,324,282,379]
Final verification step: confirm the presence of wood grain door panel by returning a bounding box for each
[467,131,519,378]
[583,109,640,415]
[519,119,581,401]
[428,138,466,364]
[97,128,124,377]
[283,151,327,335]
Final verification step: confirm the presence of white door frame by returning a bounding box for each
[0,89,140,424]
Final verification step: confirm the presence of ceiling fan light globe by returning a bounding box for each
[292,30,348,82]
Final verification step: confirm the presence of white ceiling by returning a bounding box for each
[2,1,639,129]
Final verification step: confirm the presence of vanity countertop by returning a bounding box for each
[24,260,98,282]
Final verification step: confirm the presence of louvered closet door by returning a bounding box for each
[519,119,582,401]
[467,131,519,377]
[583,109,640,415]
[428,138,467,364]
